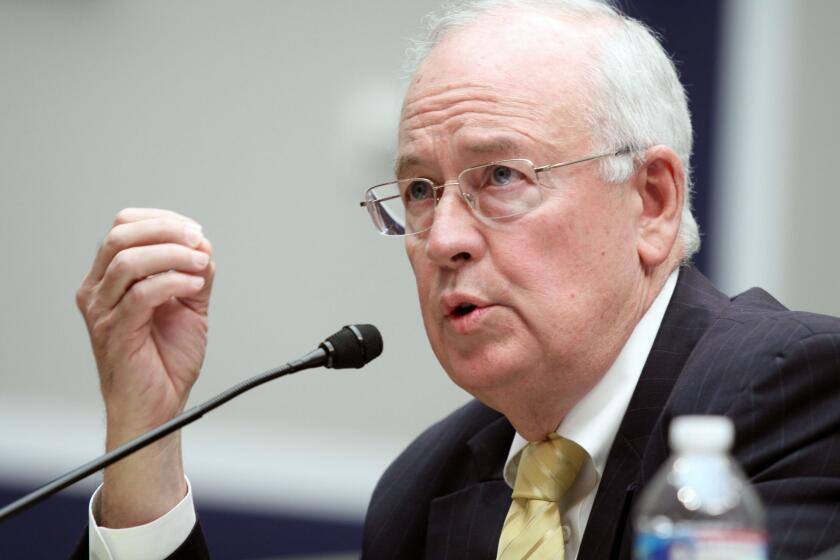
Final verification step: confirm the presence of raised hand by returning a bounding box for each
[76,208,215,527]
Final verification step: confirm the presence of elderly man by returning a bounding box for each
[72,1,840,559]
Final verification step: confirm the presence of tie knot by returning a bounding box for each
[511,434,586,502]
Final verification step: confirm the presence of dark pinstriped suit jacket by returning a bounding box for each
[361,266,840,559]
[71,266,840,559]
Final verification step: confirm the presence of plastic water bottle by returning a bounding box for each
[633,415,768,559]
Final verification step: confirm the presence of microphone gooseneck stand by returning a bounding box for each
[0,324,382,523]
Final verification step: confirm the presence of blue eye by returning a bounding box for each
[491,165,514,185]
[406,180,432,202]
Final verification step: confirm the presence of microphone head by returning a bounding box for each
[319,324,383,369]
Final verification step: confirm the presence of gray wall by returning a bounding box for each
[0,0,464,519]
[1,0,838,522]
[713,0,840,316]
[787,1,840,315]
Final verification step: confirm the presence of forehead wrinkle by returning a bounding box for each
[462,136,522,155]
[394,124,556,180]
[397,70,586,178]
[402,80,497,114]
[398,95,547,177]
[402,87,538,130]
[395,134,527,178]
[402,105,541,141]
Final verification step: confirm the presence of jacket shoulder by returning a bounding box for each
[362,399,509,558]
[688,288,840,557]
[700,285,840,365]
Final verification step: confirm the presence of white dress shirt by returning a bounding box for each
[89,271,678,559]
[502,270,677,559]
[88,478,196,560]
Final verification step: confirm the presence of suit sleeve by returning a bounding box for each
[69,522,210,560]
[68,479,210,560]
[731,327,840,559]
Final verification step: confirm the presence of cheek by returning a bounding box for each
[406,239,427,286]
[405,239,453,369]
[406,239,435,315]
[539,192,633,263]
[493,212,579,278]
[405,238,420,274]
[405,235,429,276]
[491,207,621,311]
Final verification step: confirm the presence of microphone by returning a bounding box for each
[0,324,382,523]
[321,324,383,368]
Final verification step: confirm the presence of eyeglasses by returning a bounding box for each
[359,148,633,236]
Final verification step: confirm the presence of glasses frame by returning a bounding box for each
[360,146,637,236]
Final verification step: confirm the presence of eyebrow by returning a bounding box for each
[393,153,421,179]
[394,137,524,179]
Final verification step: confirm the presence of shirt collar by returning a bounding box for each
[503,269,679,499]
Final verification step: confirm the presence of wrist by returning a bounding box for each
[104,398,187,443]
[100,431,187,528]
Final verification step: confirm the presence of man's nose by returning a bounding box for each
[424,185,485,267]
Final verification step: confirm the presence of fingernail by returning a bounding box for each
[192,251,210,267]
[185,223,203,247]
[191,276,206,288]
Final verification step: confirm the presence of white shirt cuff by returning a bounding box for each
[88,477,196,560]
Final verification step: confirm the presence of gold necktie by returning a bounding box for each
[497,434,586,560]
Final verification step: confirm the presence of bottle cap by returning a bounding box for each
[669,415,734,453]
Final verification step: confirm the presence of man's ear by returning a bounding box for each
[632,145,684,269]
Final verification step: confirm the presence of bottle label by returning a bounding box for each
[634,528,767,560]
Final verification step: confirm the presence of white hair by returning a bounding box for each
[404,0,701,262]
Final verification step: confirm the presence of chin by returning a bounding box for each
[442,350,525,399]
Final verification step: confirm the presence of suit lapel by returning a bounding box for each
[579,266,730,558]
[422,267,730,559]
[425,413,514,560]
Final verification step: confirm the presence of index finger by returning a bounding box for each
[112,208,201,228]
[83,209,206,284]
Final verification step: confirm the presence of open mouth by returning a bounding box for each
[451,303,478,317]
